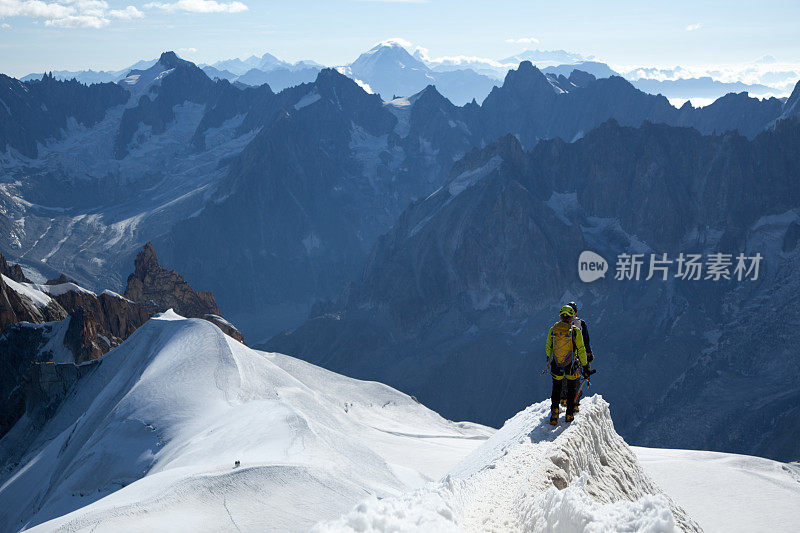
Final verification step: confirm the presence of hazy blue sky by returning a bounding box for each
[0,0,798,77]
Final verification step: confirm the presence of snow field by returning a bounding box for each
[320,397,701,532]
[0,312,490,532]
[635,447,800,533]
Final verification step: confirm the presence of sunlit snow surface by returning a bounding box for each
[0,313,490,532]
[3,313,798,532]
[320,396,700,533]
[635,447,800,533]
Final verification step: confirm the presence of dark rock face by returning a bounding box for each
[157,70,419,335]
[25,361,95,429]
[267,118,800,461]
[0,323,51,435]
[0,269,68,332]
[203,315,246,344]
[478,62,785,148]
[678,91,784,138]
[62,309,104,362]
[0,253,29,283]
[45,274,75,285]
[0,73,127,158]
[124,242,220,318]
[123,242,245,343]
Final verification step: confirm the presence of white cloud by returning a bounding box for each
[1,22,10,27]
[144,0,248,13]
[412,45,429,61]
[685,23,702,31]
[178,46,197,53]
[614,58,800,96]
[66,1,108,17]
[382,38,509,73]
[506,36,539,45]
[374,37,412,48]
[353,78,373,93]
[0,1,74,18]
[426,54,509,68]
[45,13,107,27]
[0,0,143,27]
[109,5,143,19]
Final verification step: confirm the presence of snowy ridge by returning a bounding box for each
[319,397,701,532]
[28,281,96,298]
[0,313,490,532]
[1,274,53,307]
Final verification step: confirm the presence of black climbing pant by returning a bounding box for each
[551,377,577,415]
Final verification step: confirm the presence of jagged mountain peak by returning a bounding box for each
[132,241,159,277]
[314,66,355,86]
[568,69,597,88]
[498,61,553,93]
[157,51,183,69]
[310,67,388,113]
[125,242,222,320]
[118,51,206,97]
[412,84,450,107]
[125,51,196,79]
[0,250,29,283]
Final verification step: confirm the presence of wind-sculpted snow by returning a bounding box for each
[0,312,490,532]
[319,397,701,532]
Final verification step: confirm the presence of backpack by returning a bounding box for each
[550,321,576,368]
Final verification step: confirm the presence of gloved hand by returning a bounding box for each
[587,350,594,363]
[582,365,592,379]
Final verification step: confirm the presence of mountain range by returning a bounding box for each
[21,43,798,105]
[265,115,800,464]
[2,49,800,464]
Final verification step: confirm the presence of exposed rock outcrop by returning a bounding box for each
[52,288,150,355]
[0,267,68,332]
[0,252,29,283]
[125,242,220,317]
[123,242,245,343]
[25,361,95,429]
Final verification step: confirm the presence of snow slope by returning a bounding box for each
[635,447,800,533]
[0,311,490,532]
[320,397,701,532]
[2,274,53,308]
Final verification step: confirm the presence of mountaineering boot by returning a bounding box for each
[549,407,559,425]
[565,413,574,423]
[560,399,567,407]
[573,403,580,413]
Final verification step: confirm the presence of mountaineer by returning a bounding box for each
[546,304,591,425]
